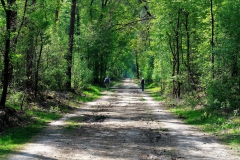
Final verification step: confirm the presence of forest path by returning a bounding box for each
[8,79,239,160]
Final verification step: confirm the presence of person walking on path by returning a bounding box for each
[140,78,145,91]
[104,76,110,90]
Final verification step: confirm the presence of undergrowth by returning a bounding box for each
[170,106,240,150]
[147,86,240,152]
[0,85,104,158]
[77,85,104,102]
[147,85,165,101]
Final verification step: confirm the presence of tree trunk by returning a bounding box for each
[185,12,190,86]
[176,9,181,98]
[210,0,215,79]
[55,0,62,22]
[90,0,95,22]
[0,0,17,108]
[66,0,77,90]
[167,31,177,97]
[135,50,140,79]
[34,32,44,96]
[26,43,34,91]
[25,0,37,92]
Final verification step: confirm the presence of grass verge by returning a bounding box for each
[170,107,240,150]
[147,86,165,101]
[0,116,59,158]
[0,85,104,158]
[77,85,104,102]
[147,86,240,152]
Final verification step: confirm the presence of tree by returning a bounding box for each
[210,0,215,79]
[0,0,17,108]
[65,0,76,90]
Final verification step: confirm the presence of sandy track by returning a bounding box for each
[8,79,239,160]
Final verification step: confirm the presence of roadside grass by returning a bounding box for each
[147,86,165,101]
[76,84,104,99]
[170,107,240,150]
[0,85,104,158]
[0,125,42,157]
[147,86,240,151]
[0,113,60,158]
[77,85,104,102]
[111,81,121,88]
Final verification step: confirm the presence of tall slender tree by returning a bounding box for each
[66,0,77,90]
[0,0,17,108]
[210,0,215,79]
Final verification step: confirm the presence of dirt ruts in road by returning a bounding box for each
[8,79,239,160]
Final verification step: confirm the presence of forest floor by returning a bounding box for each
[7,79,240,160]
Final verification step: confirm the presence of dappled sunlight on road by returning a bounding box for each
[8,79,240,160]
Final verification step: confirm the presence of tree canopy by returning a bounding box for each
[0,0,239,117]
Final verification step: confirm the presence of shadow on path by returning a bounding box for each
[8,78,240,160]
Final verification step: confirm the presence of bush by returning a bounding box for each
[207,77,240,113]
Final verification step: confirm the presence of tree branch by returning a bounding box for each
[15,0,28,44]
[108,17,154,32]
[1,0,7,12]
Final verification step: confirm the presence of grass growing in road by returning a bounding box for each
[0,85,104,159]
[63,123,82,132]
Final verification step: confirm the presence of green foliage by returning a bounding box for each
[7,90,26,108]
[77,85,103,102]
[0,0,240,149]
[1,0,240,155]
[72,56,93,90]
[147,86,165,101]
[41,67,67,90]
[207,78,240,111]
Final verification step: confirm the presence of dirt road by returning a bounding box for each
[8,79,239,160]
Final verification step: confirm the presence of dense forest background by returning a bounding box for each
[0,0,240,121]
